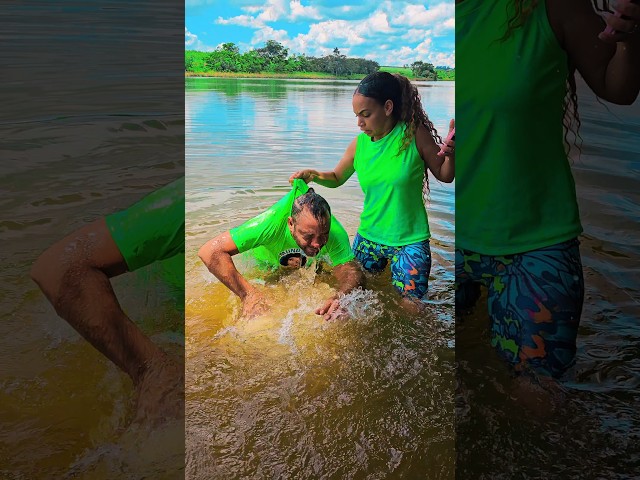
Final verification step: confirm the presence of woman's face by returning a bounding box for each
[352,93,395,140]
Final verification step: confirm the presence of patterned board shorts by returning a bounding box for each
[455,238,584,378]
[352,232,431,300]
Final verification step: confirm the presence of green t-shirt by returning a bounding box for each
[353,122,430,246]
[229,179,354,269]
[105,176,185,289]
[456,0,582,255]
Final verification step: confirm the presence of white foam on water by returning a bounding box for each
[277,305,310,354]
[213,325,239,340]
[335,288,383,322]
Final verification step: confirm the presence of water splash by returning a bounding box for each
[335,288,383,321]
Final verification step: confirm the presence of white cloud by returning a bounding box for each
[430,51,455,68]
[257,0,288,22]
[374,38,454,68]
[216,14,264,28]
[415,38,434,56]
[367,11,392,33]
[391,2,454,28]
[307,20,367,45]
[217,0,323,27]
[242,6,262,14]
[252,26,291,47]
[402,28,433,42]
[185,27,198,47]
[185,27,216,51]
[284,10,393,55]
[209,1,455,65]
[290,0,322,20]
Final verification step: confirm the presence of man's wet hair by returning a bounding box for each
[291,187,331,222]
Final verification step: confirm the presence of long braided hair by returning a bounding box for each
[501,0,583,155]
[354,71,442,200]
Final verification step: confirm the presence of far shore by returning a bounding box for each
[185,71,454,81]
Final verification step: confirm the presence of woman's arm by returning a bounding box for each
[289,137,357,187]
[548,0,640,105]
[417,120,455,183]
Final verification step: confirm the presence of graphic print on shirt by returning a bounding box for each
[279,248,308,268]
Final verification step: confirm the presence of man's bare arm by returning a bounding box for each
[198,231,269,317]
[30,217,165,385]
[333,260,365,295]
[316,260,365,320]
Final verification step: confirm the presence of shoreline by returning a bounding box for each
[184,71,454,81]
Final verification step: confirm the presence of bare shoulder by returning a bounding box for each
[346,135,358,153]
[545,0,617,96]
[414,123,438,160]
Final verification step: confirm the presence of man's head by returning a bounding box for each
[288,188,331,257]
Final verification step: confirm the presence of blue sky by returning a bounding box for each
[185,0,455,67]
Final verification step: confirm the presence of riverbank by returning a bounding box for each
[185,69,454,81]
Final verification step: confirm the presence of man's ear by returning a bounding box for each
[287,216,294,229]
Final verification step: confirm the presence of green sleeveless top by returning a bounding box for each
[456,0,582,255]
[353,122,430,246]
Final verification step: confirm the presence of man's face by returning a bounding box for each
[288,209,330,257]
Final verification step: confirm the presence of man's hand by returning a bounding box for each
[241,288,271,318]
[134,350,184,427]
[316,295,348,321]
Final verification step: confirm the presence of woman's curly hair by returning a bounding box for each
[355,71,443,200]
[501,0,583,155]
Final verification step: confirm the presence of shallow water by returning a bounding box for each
[456,77,640,478]
[185,78,455,478]
[0,114,185,478]
[1,2,184,476]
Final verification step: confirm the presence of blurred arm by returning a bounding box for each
[30,217,164,384]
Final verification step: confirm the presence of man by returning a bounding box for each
[30,177,185,426]
[199,179,364,320]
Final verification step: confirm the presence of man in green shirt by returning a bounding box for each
[199,179,364,320]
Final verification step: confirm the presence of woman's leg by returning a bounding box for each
[390,239,432,300]
[352,232,389,273]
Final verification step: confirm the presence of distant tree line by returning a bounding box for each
[186,41,379,76]
[185,40,454,80]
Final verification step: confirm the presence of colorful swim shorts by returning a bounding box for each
[455,238,584,378]
[352,232,431,300]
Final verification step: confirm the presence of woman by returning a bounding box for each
[456,0,640,380]
[290,72,455,311]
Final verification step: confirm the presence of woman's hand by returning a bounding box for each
[438,118,456,157]
[597,0,640,42]
[289,169,320,184]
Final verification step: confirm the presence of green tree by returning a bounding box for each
[256,40,289,71]
[220,42,239,54]
[410,61,437,80]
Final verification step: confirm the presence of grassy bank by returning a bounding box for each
[185,71,360,79]
[186,67,454,81]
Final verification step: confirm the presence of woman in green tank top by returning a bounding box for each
[290,72,455,312]
[456,0,640,385]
